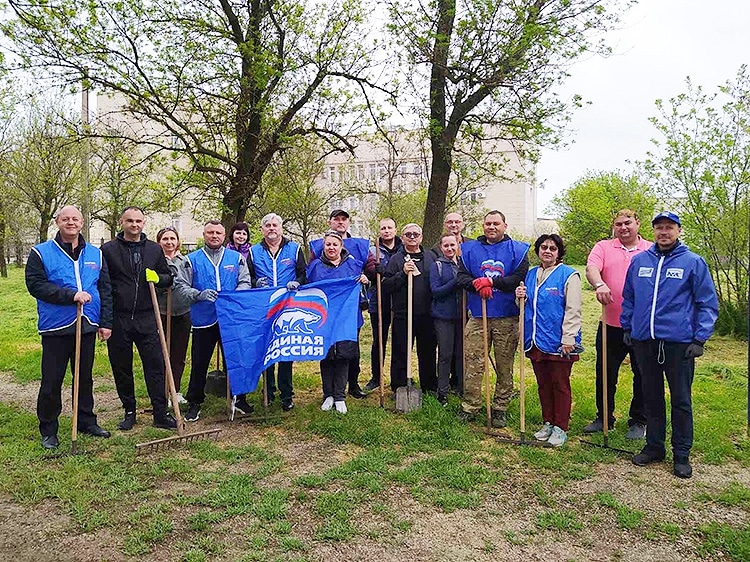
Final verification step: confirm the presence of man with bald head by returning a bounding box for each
[26,206,113,449]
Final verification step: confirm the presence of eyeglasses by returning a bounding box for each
[403,231,421,239]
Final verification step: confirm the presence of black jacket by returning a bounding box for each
[101,233,172,319]
[382,245,437,318]
[25,232,113,335]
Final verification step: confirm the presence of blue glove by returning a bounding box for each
[286,281,300,291]
[685,341,704,358]
[256,277,268,288]
[197,289,218,302]
[623,331,633,348]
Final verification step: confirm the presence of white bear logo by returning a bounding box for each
[273,308,322,335]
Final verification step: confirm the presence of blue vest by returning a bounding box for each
[188,247,241,328]
[249,240,300,287]
[310,237,369,264]
[307,256,364,328]
[33,240,102,333]
[461,239,530,318]
[523,264,582,354]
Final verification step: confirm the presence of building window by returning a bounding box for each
[329,166,337,183]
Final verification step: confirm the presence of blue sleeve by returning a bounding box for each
[620,264,635,331]
[692,257,719,342]
[430,262,457,297]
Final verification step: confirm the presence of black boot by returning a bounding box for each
[117,411,136,431]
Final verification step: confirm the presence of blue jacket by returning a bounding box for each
[306,249,364,331]
[429,256,460,320]
[249,238,305,287]
[621,242,718,343]
[188,247,242,328]
[523,264,582,354]
[310,236,370,264]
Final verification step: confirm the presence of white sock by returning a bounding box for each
[334,400,347,414]
[321,396,334,411]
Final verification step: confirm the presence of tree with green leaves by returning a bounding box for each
[2,0,391,229]
[385,0,634,246]
[642,67,750,336]
[550,171,657,264]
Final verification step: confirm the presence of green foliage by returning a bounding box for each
[698,522,750,561]
[549,171,657,264]
[535,510,582,533]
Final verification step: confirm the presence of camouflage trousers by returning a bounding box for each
[461,316,519,414]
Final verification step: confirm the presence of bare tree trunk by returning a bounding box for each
[0,214,7,278]
[14,237,24,268]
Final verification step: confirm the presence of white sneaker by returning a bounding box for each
[534,422,553,441]
[176,392,188,405]
[547,426,567,447]
[321,396,334,411]
[334,400,347,414]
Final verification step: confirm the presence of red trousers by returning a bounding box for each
[527,347,577,431]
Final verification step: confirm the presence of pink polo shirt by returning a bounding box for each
[587,236,651,327]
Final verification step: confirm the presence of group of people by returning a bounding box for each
[28,204,718,479]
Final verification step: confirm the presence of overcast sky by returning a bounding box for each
[535,0,749,217]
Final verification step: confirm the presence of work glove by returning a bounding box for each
[256,277,268,288]
[472,277,493,291]
[623,331,633,348]
[197,289,218,302]
[286,281,300,291]
[478,286,493,300]
[375,263,385,275]
[685,341,704,358]
[145,268,159,283]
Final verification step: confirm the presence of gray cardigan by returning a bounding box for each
[157,254,192,317]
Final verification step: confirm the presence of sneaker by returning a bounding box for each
[176,392,188,405]
[491,410,507,429]
[632,448,665,467]
[41,435,59,450]
[364,379,379,392]
[321,396,334,411]
[185,404,201,422]
[437,393,448,407]
[673,456,693,479]
[334,400,347,414]
[233,396,254,415]
[582,418,615,434]
[534,422,554,441]
[457,409,476,423]
[547,426,567,447]
[117,411,136,431]
[625,423,646,440]
[281,399,295,412]
[153,413,178,430]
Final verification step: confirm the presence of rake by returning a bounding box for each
[135,282,221,453]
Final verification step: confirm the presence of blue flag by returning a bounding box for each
[215,276,361,395]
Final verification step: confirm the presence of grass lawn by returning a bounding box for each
[1,265,749,561]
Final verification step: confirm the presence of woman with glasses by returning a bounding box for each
[156,227,192,404]
[515,234,582,447]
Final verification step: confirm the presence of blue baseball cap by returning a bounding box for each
[652,211,681,227]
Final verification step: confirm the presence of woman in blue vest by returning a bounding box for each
[515,234,582,447]
[306,231,369,414]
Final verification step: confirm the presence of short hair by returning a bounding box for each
[402,223,422,234]
[484,210,506,222]
[614,209,638,222]
[229,221,249,240]
[120,206,144,217]
[261,213,283,228]
[533,233,566,262]
[379,217,397,228]
[156,226,179,243]
[204,219,223,227]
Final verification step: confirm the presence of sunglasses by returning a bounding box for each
[403,231,421,239]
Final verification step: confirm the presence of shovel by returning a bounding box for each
[395,268,421,412]
[376,242,386,408]
[70,303,83,455]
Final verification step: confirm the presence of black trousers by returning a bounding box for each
[321,357,349,401]
[435,318,463,397]
[161,311,191,392]
[390,314,437,392]
[347,330,362,391]
[595,323,646,426]
[107,314,167,416]
[186,323,221,406]
[38,332,98,437]
[266,361,294,402]
[369,311,392,385]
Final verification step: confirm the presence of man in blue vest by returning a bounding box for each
[102,206,176,431]
[456,210,530,427]
[309,209,375,398]
[175,220,253,421]
[248,213,307,411]
[26,206,114,449]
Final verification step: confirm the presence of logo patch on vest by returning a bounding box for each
[223,264,237,272]
[544,287,560,297]
[665,268,684,279]
[480,259,505,278]
[638,267,653,277]
[84,261,100,271]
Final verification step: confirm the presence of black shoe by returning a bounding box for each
[582,418,615,434]
[348,386,367,399]
[281,399,295,412]
[625,423,646,440]
[153,413,178,430]
[117,411,136,431]
[673,456,693,479]
[632,448,666,467]
[364,379,379,392]
[79,425,111,438]
[491,410,507,428]
[41,435,59,450]
[234,397,254,415]
[185,404,201,422]
[267,392,276,403]
[437,393,448,407]
[457,410,476,423]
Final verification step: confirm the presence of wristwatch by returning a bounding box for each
[594,281,606,289]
